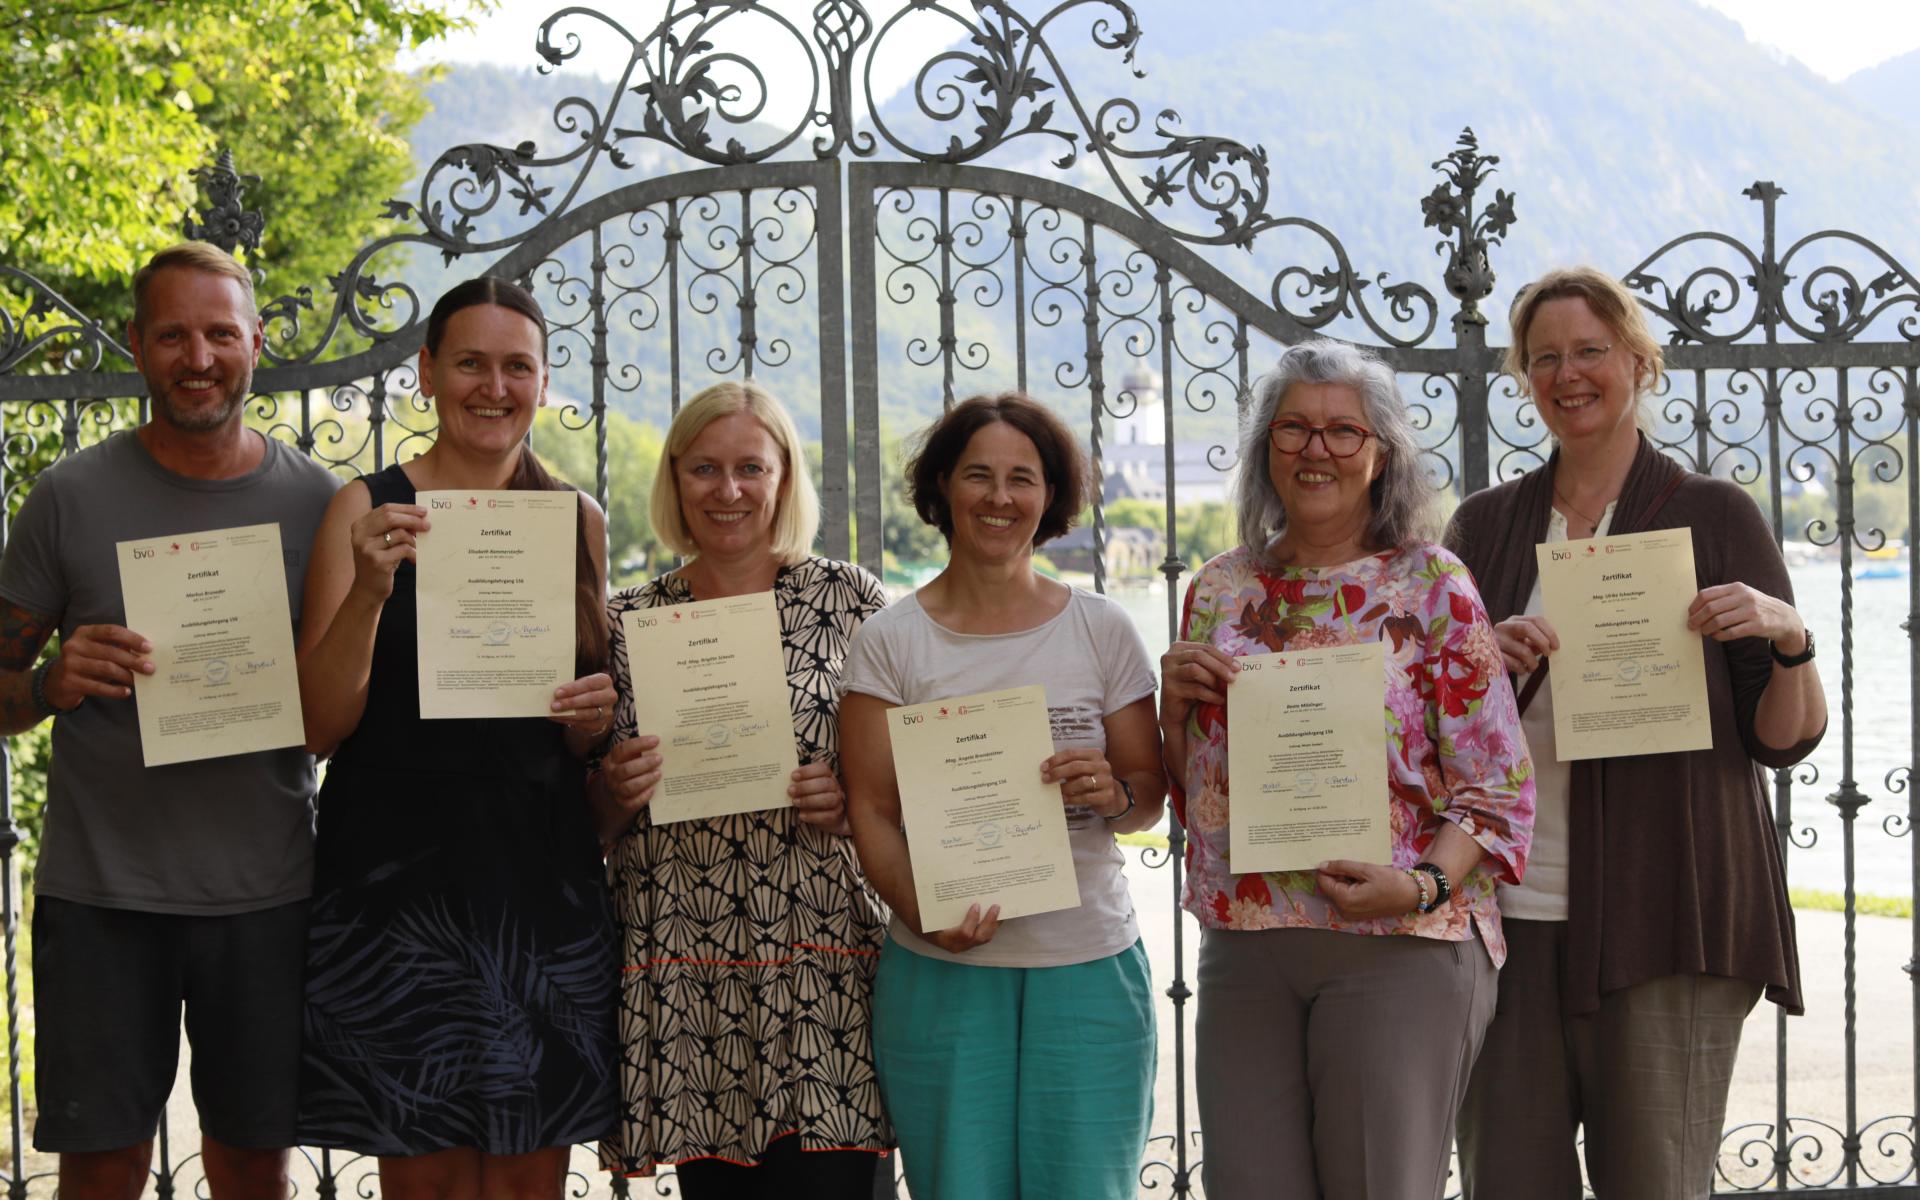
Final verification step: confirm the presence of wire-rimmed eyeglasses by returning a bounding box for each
[1267,419,1376,458]
[1527,343,1613,378]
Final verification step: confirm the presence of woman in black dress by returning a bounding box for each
[294,278,619,1198]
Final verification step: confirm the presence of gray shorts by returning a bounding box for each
[31,895,308,1154]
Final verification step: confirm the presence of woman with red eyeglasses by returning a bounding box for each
[1160,340,1534,1198]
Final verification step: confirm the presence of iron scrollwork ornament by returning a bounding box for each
[1626,179,1920,345]
[1421,127,1513,331]
[181,148,266,257]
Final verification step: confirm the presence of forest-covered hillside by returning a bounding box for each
[381,0,1920,506]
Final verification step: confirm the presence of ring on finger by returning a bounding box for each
[383,531,392,547]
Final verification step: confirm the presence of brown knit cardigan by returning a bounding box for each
[1443,435,1816,1016]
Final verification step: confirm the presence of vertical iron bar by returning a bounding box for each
[1456,321,1488,496]
[1832,366,1863,1185]
[297,388,315,457]
[1906,363,1920,1189]
[937,188,956,409]
[815,165,852,562]
[1236,315,1250,423]
[1693,367,1709,472]
[369,372,388,472]
[738,189,758,381]
[0,398,17,1200]
[1153,257,1193,1199]
[1766,364,1793,1191]
[1012,197,1028,396]
[590,224,611,517]
[153,1119,171,1199]
[1155,260,1181,637]
[59,400,78,460]
[668,198,684,416]
[847,166,884,578]
[0,401,16,1200]
[1081,217,1106,594]
[1,779,18,1200]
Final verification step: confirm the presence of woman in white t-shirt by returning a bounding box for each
[840,392,1166,1200]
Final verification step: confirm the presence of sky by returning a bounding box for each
[415,0,1920,91]
[1700,0,1920,78]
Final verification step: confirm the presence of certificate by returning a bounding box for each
[415,490,576,719]
[1227,643,1389,874]
[116,523,305,767]
[889,684,1079,929]
[620,591,798,824]
[1537,529,1711,761]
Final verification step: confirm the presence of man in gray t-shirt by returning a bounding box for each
[0,244,338,1199]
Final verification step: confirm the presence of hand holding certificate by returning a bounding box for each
[117,523,306,767]
[1227,643,1389,874]
[888,685,1079,929]
[620,591,798,824]
[414,490,576,719]
[1536,528,1711,760]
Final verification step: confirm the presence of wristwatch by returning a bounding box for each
[1770,628,1816,668]
[1102,778,1137,823]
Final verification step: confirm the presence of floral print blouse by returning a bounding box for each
[1173,542,1535,965]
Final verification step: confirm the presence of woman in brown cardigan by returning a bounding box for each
[1446,266,1828,1200]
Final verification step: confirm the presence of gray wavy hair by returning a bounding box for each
[1231,340,1433,556]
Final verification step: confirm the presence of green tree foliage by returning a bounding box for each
[879,436,946,578]
[2,0,472,342]
[531,409,669,588]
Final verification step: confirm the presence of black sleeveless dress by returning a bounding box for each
[298,463,617,1156]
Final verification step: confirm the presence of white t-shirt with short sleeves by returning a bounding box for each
[839,585,1157,968]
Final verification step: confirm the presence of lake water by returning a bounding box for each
[1105,559,1919,900]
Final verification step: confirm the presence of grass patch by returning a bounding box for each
[1119,834,1913,920]
[1790,887,1911,919]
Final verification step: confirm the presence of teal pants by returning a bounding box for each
[871,936,1155,1200]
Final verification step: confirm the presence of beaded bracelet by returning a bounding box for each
[1404,867,1433,913]
[1413,861,1453,910]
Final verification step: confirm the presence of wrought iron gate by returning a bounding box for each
[4,2,1920,1195]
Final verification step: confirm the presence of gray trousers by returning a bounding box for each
[1196,926,1497,1200]
[1456,918,1763,1200]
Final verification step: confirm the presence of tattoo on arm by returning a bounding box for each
[0,600,56,734]
[0,600,55,673]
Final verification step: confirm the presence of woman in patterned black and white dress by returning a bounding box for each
[593,381,893,1197]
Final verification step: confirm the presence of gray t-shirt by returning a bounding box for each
[0,430,340,914]
[840,586,1156,968]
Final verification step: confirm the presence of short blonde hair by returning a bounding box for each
[132,243,256,330]
[650,381,821,565]
[1506,266,1665,400]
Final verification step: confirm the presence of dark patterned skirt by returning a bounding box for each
[298,762,619,1156]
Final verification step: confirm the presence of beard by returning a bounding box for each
[147,373,250,432]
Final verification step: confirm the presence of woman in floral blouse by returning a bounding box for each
[1161,340,1534,1199]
